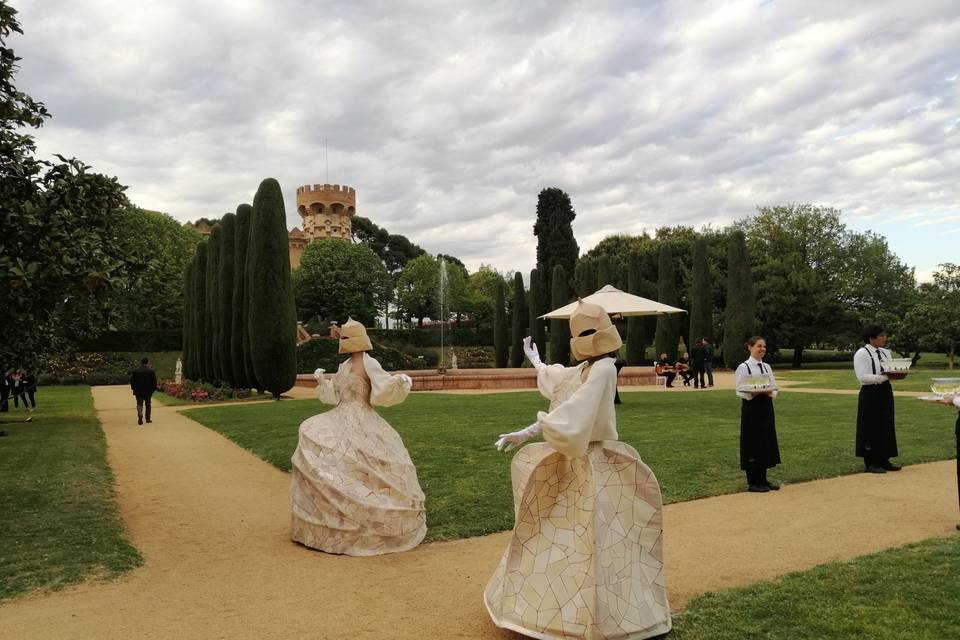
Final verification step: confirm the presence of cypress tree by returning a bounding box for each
[723,230,755,368]
[218,213,237,386]
[596,254,613,290]
[549,264,571,364]
[510,272,527,367]
[206,225,222,382]
[575,258,596,297]
[688,238,712,348]
[533,188,579,296]
[654,244,680,361]
[528,268,547,355]
[181,261,193,380]
[247,178,297,398]
[232,204,255,390]
[626,252,646,364]
[493,278,508,368]
[194,242,208,381]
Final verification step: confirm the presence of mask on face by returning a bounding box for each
[568,301,622,361]
[338,318,373,354]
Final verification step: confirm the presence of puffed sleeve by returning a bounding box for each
[364,353,412,407]
[316,362,343,405]
[536,363,580,402]
[535,359,613,458]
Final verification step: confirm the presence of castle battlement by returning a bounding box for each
[296,183,356,202]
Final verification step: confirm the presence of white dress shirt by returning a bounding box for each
[853,345,890,385]
[735,357,778,401]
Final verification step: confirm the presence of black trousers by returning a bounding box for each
[24,390,36,408]
[692,366,705,388]
[12,393,28,409]
[745,464,769,486]
[136,394,153,421]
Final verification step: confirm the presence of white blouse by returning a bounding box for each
[734,357,778,401]
[853,345,890,386]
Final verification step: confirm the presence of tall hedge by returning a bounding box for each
[723,230,756,368]
[596,254,613,290]
[626,252,645,364]
[528,268,547,354]
[232,204,255,390]
[217,213,236,385]
[181,262,194,379]
[654,244,680,361]
[510,271,527,367]
[193,242,208,381]
[247,178,297,398]
[575,258,596,297]
[549,264,571,365]
[493,278,508,368]
[205,225,222,382]
[688,238,712,348]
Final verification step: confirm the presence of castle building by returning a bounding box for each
[184,183,358,269]
[291,183,357,267]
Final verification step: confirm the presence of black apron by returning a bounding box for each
[855,348,898,459]
[739,361,781,470]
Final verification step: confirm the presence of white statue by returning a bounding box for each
[450,349,458,370]
[175,357,183,384]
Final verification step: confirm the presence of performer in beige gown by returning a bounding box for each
[485,301,671,640]
[290,319,426,556]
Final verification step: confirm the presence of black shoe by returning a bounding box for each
[666,384,673,388]
[748,484,771,493]
[882,463,902,471]
[866,465,887,474]
[146,419,152,423]
[766,481,780,491]
[138,417,143,425]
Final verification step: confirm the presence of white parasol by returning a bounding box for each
[541,284,686,319]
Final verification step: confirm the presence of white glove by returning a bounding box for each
[523,336,545,371]
[313,368,326,382]
[494,423,542,452]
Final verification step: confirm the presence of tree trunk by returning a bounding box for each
[950,342,955,370]
[792,345,804,369]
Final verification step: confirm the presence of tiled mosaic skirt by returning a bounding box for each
[290,402,426,556]
[484,441,671,640]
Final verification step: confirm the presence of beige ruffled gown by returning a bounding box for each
[484,358,671,640]
[290,354,426,556]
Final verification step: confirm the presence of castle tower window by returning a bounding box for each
[347,206,355,215]
[310,203,324,214]
[331,203,345,215]
[298,205,307,216]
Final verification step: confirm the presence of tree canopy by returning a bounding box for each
[534,188,579,296]
[294,240,390,327]
[0,3,134,367]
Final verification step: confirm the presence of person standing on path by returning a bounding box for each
[934,394,960,531]
[735,336,781,493]
[854,325,901,474]
[702,337,715,387]
[130,358,158,425]
[690,340,707,389]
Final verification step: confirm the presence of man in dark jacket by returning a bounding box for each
[130,358,158,425]
[690,340,708,389]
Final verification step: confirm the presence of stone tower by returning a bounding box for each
[295,183,356,241]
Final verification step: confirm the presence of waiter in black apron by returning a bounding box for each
[934,394,960,530]
[854,324,901,473]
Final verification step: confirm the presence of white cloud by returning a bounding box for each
[12,0,960,273]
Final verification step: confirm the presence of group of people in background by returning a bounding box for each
[1,369,37,415]
[655,337,716,388]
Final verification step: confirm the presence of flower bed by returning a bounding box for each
[159,379,256,403]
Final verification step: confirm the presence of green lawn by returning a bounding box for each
[0,386,142,601]
[777,368,957,392]
[672,535,960,639]
[184,389,958,542]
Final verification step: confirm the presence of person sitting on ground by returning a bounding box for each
[130,358,158,426]
[675,352,692,386]
[655,353,676,388]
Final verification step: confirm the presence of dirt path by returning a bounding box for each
[0,385,956,639]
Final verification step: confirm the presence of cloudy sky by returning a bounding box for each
[13,0,960,279]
